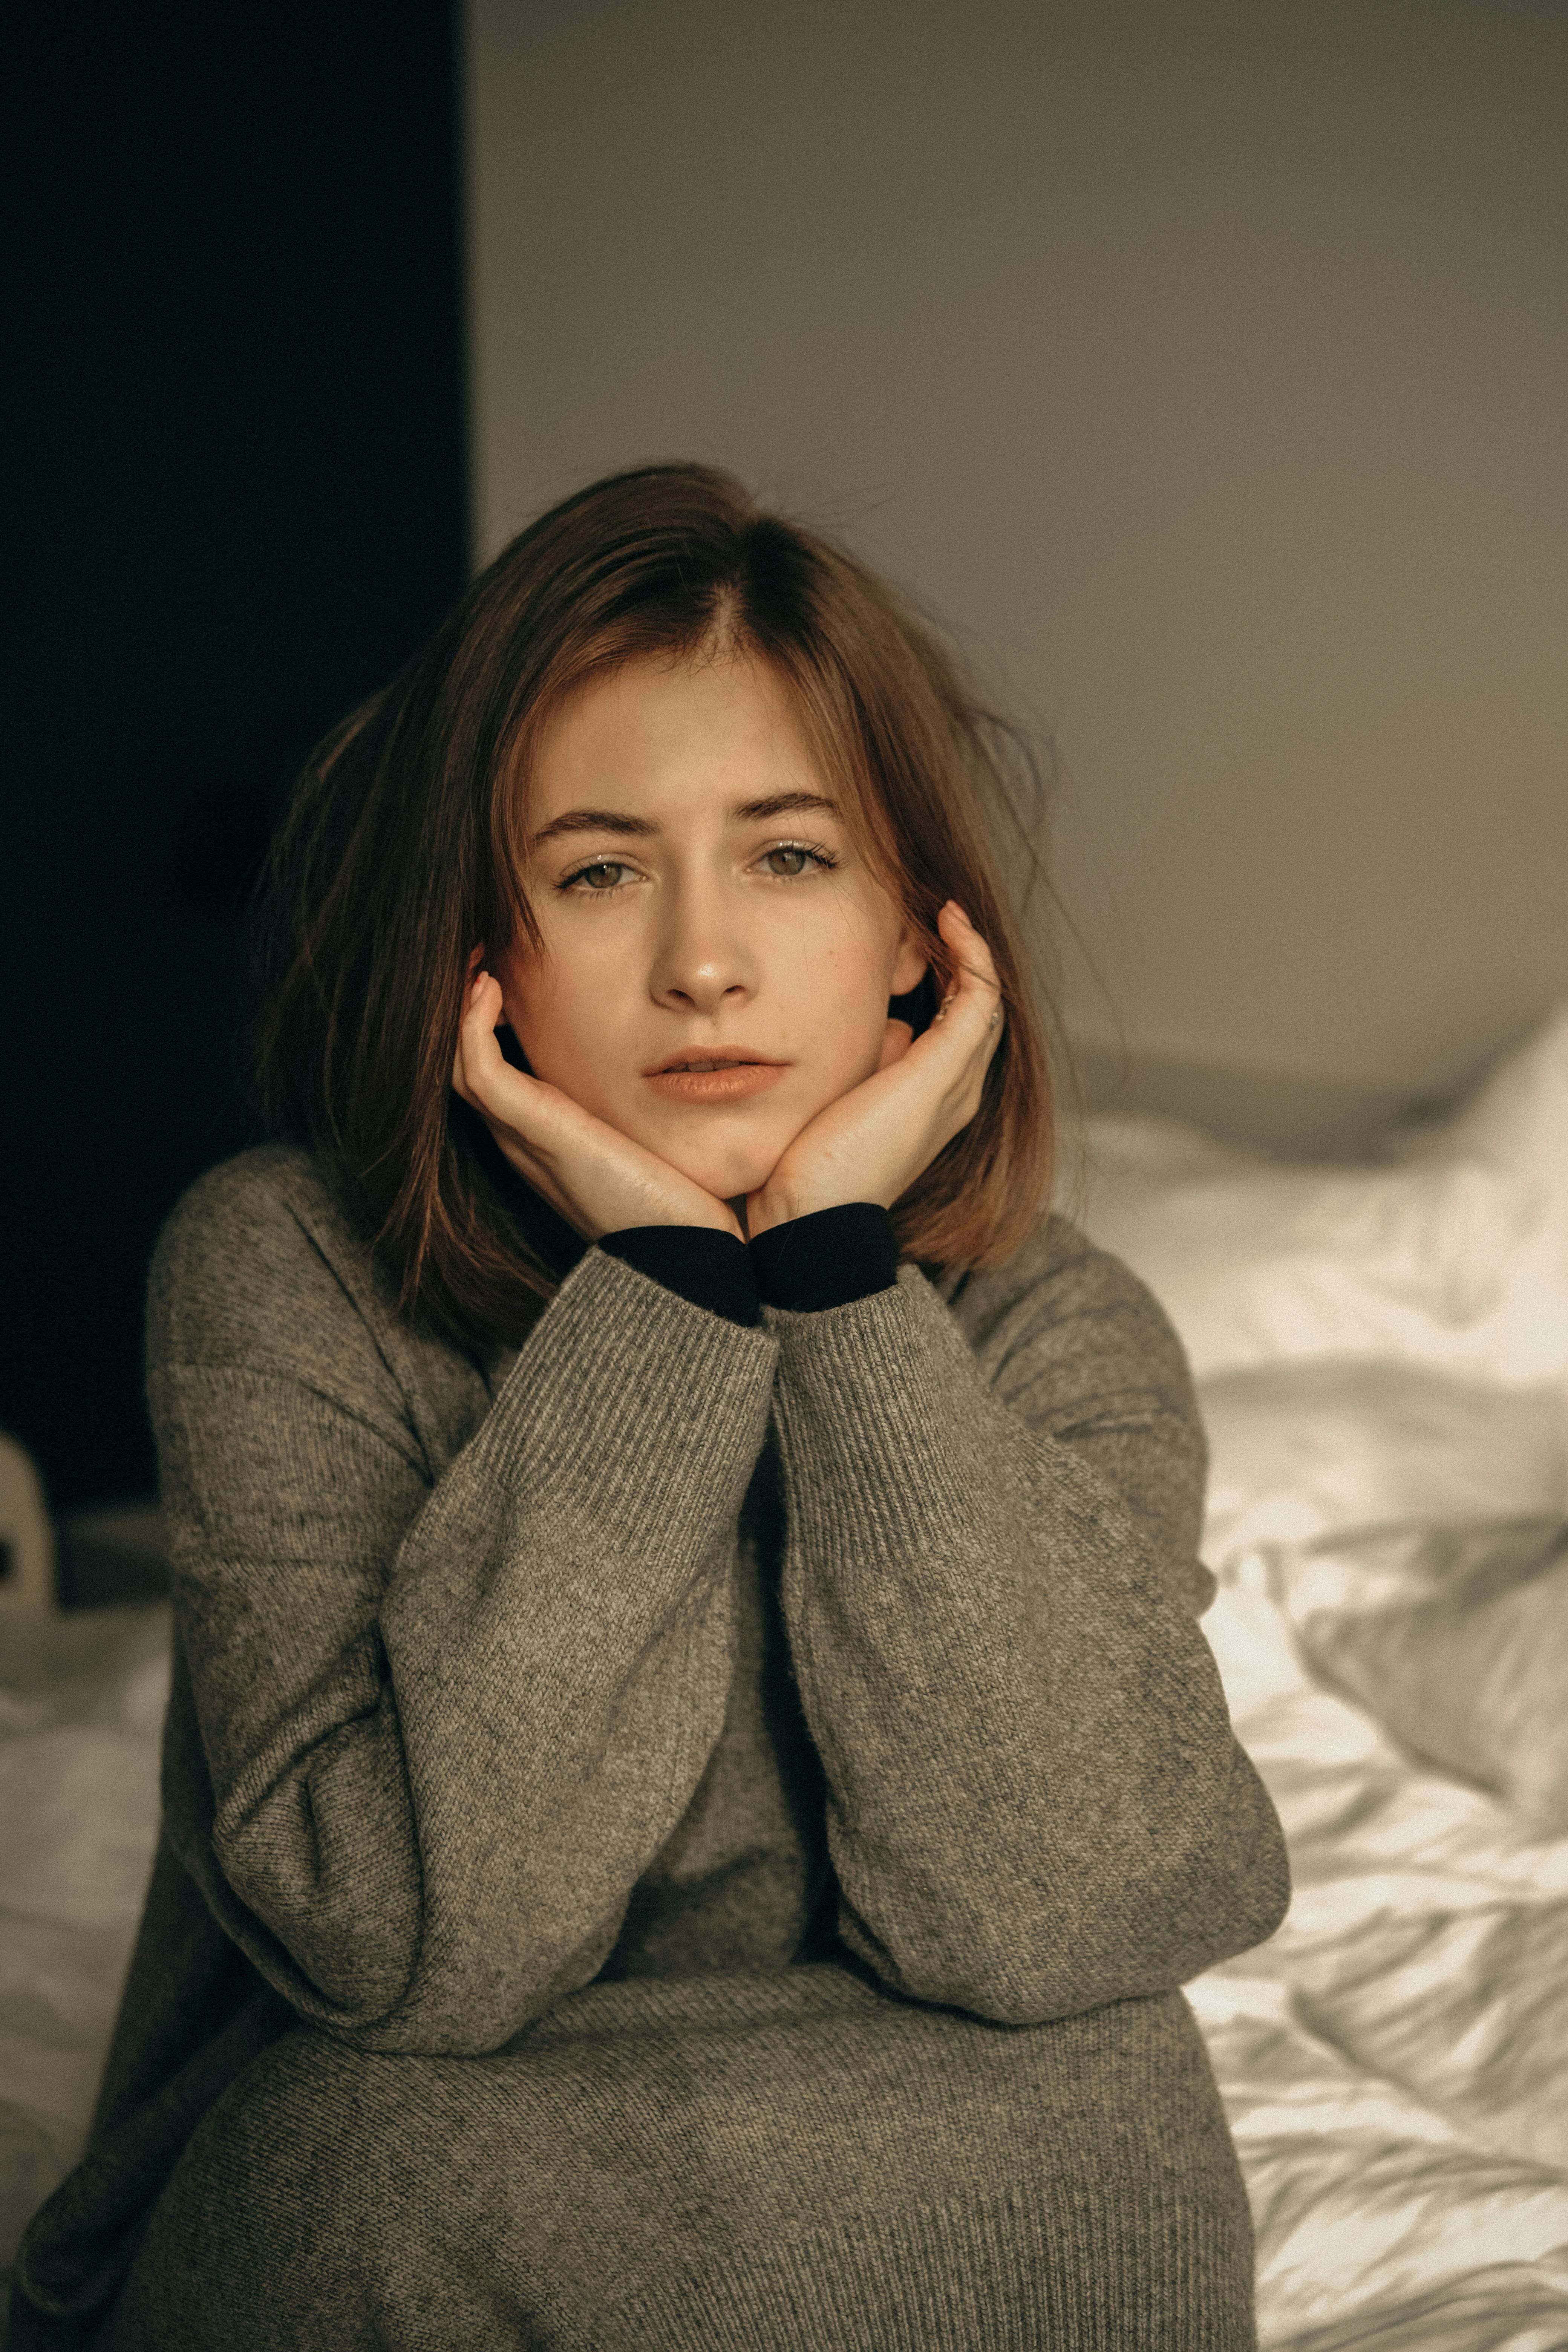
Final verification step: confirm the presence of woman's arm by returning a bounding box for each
[763,1214,1290,2026]
[150,1150,777,2057]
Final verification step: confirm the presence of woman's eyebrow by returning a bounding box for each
[528,808,656,848]
[733,791,840,824]
[528,791,839,849]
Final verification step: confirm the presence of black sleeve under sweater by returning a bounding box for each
[600,1204,899,1324]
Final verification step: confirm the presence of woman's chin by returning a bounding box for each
[678,1154,781,1204]
[652,1127,785,1204]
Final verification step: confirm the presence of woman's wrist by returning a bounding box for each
[750,1203,899,1313]
[598,1202,900,1325]
[599,1225,759,1327]
[745,1186,860,1242]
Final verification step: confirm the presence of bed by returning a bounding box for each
[4,1006,1568,2347]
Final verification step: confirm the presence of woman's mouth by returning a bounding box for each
[644,1056,789,1104]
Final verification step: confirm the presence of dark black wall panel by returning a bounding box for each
[5,3,469,1510]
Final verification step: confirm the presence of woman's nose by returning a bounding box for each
[648,892,756,1016]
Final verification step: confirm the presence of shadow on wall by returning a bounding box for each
[1072,1040,1473,1165]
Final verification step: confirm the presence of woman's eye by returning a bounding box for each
[759,844,833,880]
[562,845,834,891]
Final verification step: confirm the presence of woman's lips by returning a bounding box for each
[644,1061,789,1104]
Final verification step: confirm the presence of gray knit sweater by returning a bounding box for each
[11,1143,1289,2350]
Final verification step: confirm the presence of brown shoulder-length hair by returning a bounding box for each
[251,462,1078,1351]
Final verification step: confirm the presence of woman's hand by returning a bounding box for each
[745,901,1004,1237]
[452,971,743,1240]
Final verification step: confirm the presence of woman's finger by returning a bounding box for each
[451,968,492,1100]
[923,903,1004,1064]
[453,972,553,1150]
[455,970,522,1100]
[909,906,1005,1136]
[937,901,1001,1004]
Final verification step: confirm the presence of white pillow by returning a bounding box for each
[1079,1004,1568,1386]
[1395,999,1568,1202]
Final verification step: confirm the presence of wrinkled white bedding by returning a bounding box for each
[5,1007,1568,2344]
[1091,1006,1568,2348]
[1194,1580,1568,2347]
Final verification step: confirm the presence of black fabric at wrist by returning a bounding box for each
[599,1226,761,1328]
[750,1203,899,1313]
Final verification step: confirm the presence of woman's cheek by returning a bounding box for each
[513,985,615,1102]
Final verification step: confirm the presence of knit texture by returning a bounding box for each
[9,1142,1288,2349]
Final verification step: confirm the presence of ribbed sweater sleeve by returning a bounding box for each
[145,1152,777,2056]
[763,1241,1291,2026]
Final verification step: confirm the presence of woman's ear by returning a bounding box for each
[889,926,928,1000]
[888,965,940,1038]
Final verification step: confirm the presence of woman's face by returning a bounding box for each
[495,651,928,1203]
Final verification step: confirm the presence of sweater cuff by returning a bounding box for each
[598,1227,761,1327]
[750,1203,899,1312]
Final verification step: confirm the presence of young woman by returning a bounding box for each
[11,464,1289,2351]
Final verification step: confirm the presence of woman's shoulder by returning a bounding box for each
[943,1208,1200,1413]
[147,1142,396,1372]
[158,1136,352,1238]
[944,1204,1154,1318]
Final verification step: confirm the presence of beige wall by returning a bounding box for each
[465,0,1568,1120]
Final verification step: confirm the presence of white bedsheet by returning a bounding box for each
[1194,1580,1568,2348]
[1094,1002,1568,2346]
